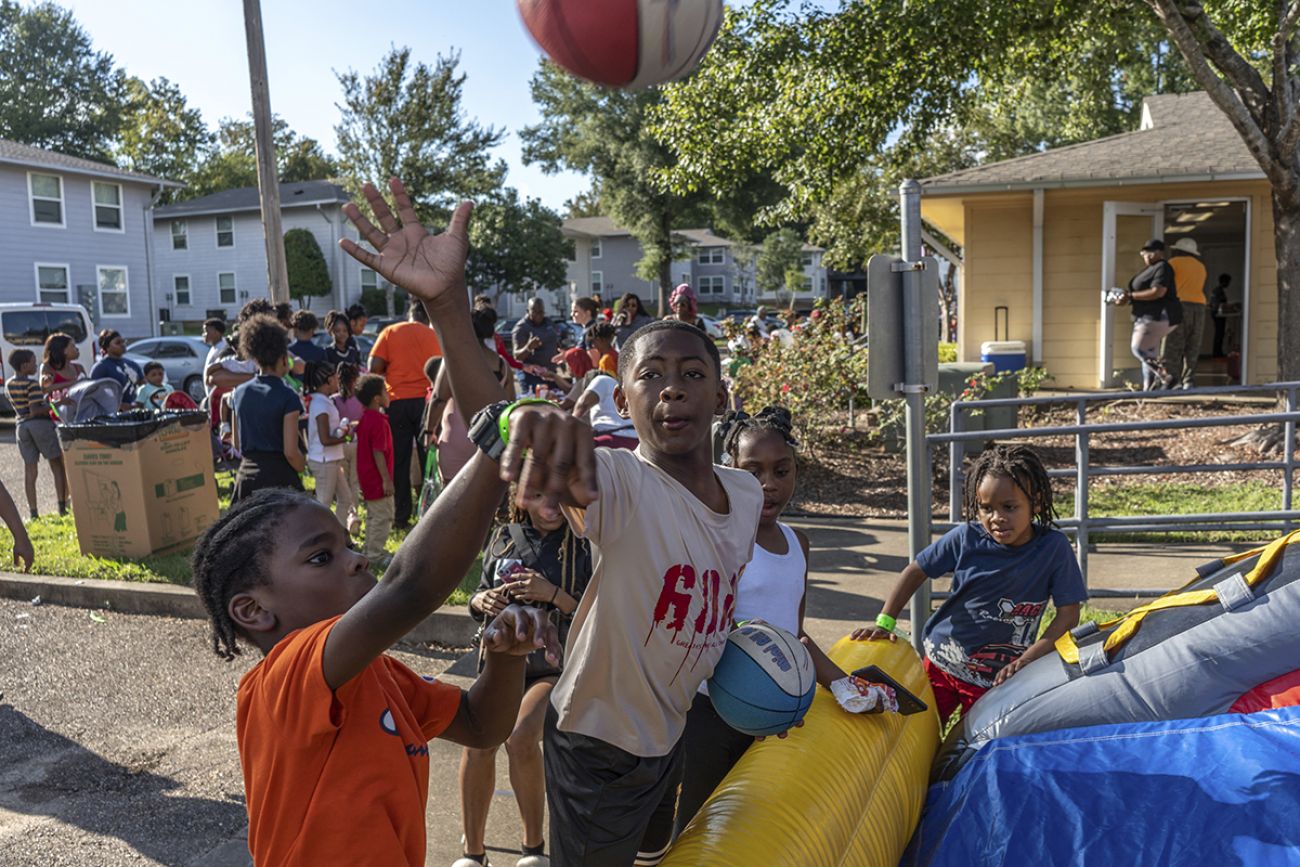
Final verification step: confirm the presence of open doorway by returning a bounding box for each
[1163,200,1249,385]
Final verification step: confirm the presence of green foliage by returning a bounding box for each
[335,47,505,224]
[183,115,337,200]
[0,0,126,161]
[284,229,332,304]
[360,285,408,317]
[756,228,805,298]
[116,77,211,196]
[467,188,571,296]
[730,297,868,454]
[1054,482,1279,543]
[565,184,603,218]
[938,342,958,363]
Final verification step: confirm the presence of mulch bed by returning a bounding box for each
[789,397,1286,519]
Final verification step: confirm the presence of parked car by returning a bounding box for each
[0,303,96,416]
[124,336,211,403]
[723,309,786,334]
[310,331,376,366]
[696,314,724,341]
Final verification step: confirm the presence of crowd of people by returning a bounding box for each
[177,180,1089,867]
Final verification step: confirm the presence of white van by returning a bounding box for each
[0,303,97,416]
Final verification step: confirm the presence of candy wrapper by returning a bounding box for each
[831,675,900,714]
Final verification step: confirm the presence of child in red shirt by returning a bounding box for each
[355,374,396,563]
[192,179,598,867]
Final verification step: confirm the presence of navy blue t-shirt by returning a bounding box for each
[288,338,327,364]
[918,522,1087,688]
[91,356,144,402]
[232,375,302,454]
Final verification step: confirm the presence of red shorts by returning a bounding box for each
[924,658,989,724]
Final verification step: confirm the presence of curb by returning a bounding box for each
[0,571,479,647]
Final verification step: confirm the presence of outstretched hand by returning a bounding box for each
[482,603,562,667]
[500,405,598,509]
[339,178,472,306]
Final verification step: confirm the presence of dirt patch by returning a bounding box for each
[789,397,1286,518]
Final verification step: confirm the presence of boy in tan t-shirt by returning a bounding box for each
[504,319,764,867]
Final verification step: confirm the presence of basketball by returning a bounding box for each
[516,0,725,89]
[707,621,816,737]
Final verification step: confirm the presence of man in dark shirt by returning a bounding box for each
[288,310,327,363]
[512,297,562,391]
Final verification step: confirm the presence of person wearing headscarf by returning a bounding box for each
[665,283,704,332]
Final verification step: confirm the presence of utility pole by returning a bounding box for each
[242,0,290,305]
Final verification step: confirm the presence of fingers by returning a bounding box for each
[389,177,419,229]
[446,200,474,241]
[363,182,399,234]
[339,237,379,270]
[341,202,388,251]
[569,427,598,504]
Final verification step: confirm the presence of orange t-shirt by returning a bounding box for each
[371,322,442,401]
[598,350,618,375]
[236,617,462,866]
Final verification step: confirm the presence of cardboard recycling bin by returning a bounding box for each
[59,410,219,558]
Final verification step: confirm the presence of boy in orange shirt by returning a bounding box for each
[193,179,597,867]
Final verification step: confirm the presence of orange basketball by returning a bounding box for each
[517,0,724,89]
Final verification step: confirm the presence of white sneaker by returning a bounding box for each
[516,854,548,867]
[451,857,489,867]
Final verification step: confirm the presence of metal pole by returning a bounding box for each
[949,401,963,523]
[900,179,931,653]
[1074,400,1090,588]
[242,0,291,305]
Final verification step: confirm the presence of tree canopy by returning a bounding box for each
[116,76,211,199]
[182,115,337,200]
[284,228,332,305]
[466,187,571,296]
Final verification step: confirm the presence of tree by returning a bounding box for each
[521,61,715,315]
[116,76,211,197]
[284,228,332,307]
[565,184,603,218]
[184,116,337,199]
[755,228,805,304]
[466,188,571,297]
[0,0,126,161]
[335,47,506,224]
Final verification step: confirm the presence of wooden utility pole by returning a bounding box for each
[242,0,290,304]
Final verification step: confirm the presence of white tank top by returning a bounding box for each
[733,522,805,636]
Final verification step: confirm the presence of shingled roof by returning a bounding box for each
[0,139,179,187]
[921,92,1264,194]
[155,180,349,218]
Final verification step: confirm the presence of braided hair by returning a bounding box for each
[963,444,1057,527]
[301,360,337,395]
[718,406,798,466]
[192,488,315,660]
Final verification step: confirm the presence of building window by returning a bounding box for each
[29,173,64,226]
[35,264,70,304]
[698,275,726,295]
[591,238,602,259]
[800,252,814,268]
[216,216,234,247]
[97,266,130,317]
[171,220,188,250]
[697,247,724,265]
[218,272,236,305]
[92,182,123,231]
[173,275,191,306]
[360,268,379,293]
[591,271,604,294]
[799,275,814,293]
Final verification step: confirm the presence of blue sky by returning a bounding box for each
[54,0,830,212]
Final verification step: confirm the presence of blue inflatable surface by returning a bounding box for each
[905,707,1300,867]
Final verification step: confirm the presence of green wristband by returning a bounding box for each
[497,398,556,446]
[875,613,897,634]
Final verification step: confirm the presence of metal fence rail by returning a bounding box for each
[927,381,1300,592]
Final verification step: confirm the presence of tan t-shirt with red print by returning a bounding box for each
[555,447,763,757]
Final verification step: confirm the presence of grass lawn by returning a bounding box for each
[0,470,480,606]
[1054,480,1282,543]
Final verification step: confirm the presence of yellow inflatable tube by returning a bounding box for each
[663,636,939,867]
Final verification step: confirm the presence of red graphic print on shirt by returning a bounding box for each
[647,563,740,684]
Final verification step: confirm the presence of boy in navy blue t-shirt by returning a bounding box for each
[854,445,1086,722]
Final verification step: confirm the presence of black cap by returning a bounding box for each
[1141,238,1166,252]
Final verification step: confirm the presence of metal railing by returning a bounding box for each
[926,381,1300,594]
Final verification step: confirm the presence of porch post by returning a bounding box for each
[1032,189,1044,365]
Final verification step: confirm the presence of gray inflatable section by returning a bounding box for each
[933,542,1300,781]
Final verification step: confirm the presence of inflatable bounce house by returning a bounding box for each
[663,531,1300,866]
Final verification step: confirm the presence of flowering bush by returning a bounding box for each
[728,298,869,454]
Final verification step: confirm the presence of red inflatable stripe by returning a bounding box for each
[518,0,639,87]
[1230,668,1300,713]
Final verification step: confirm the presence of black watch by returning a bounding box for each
[468,400,513,460]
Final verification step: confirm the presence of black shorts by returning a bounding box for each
[232,451,304,504]
[544,703,682,867]
[673,690,754,838]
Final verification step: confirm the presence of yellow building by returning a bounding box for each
[921,92,1272,388]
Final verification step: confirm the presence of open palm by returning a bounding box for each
[339,178,473,305]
